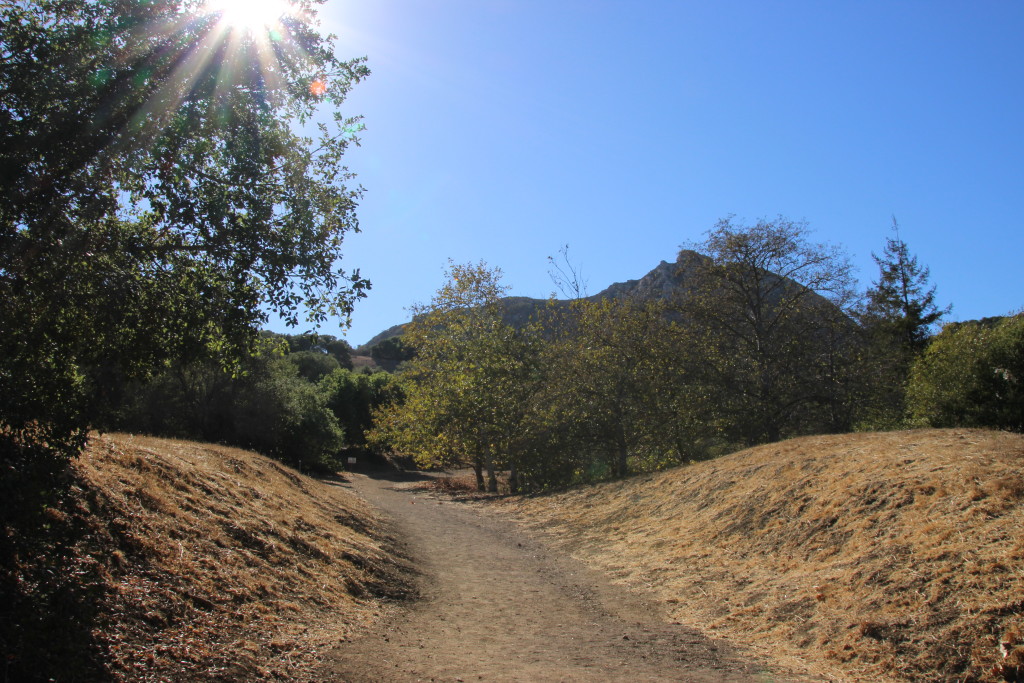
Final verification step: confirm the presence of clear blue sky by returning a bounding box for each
[271,0,1024,346]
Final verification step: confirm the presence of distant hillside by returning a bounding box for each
[359,250,710,351]
[503,428,1024,682]
[2,434,411,681]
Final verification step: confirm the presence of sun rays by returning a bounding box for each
[201,0,294,34]
[120,0,312,134]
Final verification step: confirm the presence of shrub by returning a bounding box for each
[906,315,1024,431]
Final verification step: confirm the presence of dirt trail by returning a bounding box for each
[321,472,817,682]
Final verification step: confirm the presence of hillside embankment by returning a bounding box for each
[6,428,1023,682]
[499,428,1024,682]
[6,434,810,682]
[1,434,411,681]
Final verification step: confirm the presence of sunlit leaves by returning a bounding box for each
[369,263,542,491]
[907,315,1024,431]
[1,0,368,460]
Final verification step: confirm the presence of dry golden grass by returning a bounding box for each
[501,429,1024,682]
[68,433,410,681]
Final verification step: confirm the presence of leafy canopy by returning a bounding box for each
[370,261,542,491]
[677,217,860,444]
[907,315,1024,432]
[0,0,368,460]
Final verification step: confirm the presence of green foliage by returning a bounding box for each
[368,219,876,490]
[369,261,542,491]
[357,219,982,489]
[1,0,367,463]
[232,360,345,470]
[369,336,416,370]
[263,331,355,369]
[539,298,700,480]
[110,345,345,470]
[676,217,861,445]
[906,315,1024,431]
[287,350,341,383]
[319,368,402,447]
[856,222,951,427]
[864,220,950,353]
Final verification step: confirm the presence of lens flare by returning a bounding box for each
[203,0,292,33]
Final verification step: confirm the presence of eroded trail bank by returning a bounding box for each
[322,472,815,682]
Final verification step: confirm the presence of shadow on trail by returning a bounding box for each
[316,448,437,487]
[355,467,436,484]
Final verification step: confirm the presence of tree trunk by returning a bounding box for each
[616,443,628,478]
[473,457,485,491]
[485,458,498,493]
[509,463,520,494]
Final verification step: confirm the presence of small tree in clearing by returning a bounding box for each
[369,261,540,492]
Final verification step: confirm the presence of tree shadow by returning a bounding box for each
[0,449,110,682]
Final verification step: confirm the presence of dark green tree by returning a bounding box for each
[906,315,1024,432]
[540,297,694,480]
[857,220,951,426]
[369,336,416,370]
[287,349,341,383]
[864,219,950,353]
[273,332,354,369]
[108,343,345,470]
[0,0,369,463]
[319,368,402,448]
[676,217,860,446]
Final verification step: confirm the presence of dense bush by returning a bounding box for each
[369,337,416,371]
[906,315,1023,431]
[288,350,342,383]
[319,369,403,447]
[109,348,345,471]
[226,357,344,469]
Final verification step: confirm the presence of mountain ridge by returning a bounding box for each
[358,250,709,351]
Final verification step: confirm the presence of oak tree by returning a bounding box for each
[676,217,859,445]
[1,0,368,463]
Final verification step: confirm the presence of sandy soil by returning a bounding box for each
[322,471,818,682]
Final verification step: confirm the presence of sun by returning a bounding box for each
[203,0,293,33]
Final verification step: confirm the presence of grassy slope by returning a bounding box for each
[504,429,1024,682]
[6,434,410,681]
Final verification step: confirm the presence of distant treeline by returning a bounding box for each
[98,219,1022,485]
[100,332,401,472]
[368,218,1023,492]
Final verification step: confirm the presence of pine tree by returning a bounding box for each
[857,219,951,426]
[865,219,950,353]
